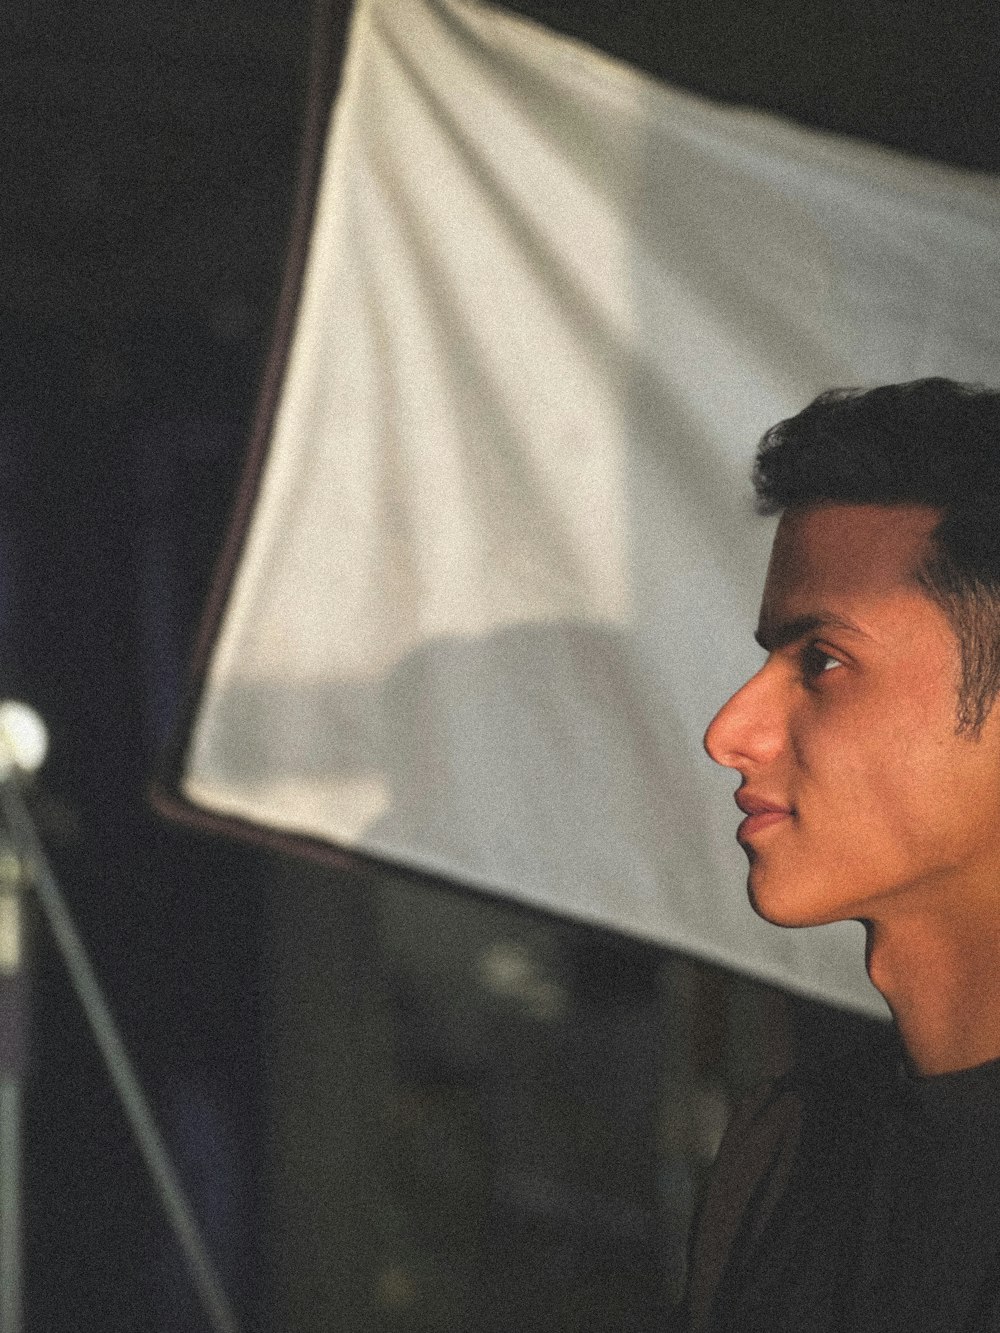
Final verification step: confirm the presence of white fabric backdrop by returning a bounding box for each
[183,0,1000,1016]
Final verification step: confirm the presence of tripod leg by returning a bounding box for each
[0,1074,21,1333]
[0,853,24,1333]
[0,783,238,1333]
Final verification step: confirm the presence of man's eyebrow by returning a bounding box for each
[753,612,865,653]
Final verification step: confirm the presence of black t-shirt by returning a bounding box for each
[714,1035,1000,1332]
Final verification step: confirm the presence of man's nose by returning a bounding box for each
[703,669,781,770]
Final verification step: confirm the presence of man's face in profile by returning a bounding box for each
[704,503,1000,929]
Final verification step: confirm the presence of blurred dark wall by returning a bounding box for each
[1,3,312,1327]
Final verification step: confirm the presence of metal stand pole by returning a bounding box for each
[0,1078,21,1333]
[0,778,239,1333]
[0,843,24,1333]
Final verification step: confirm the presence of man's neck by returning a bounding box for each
[865,906,1000,1075]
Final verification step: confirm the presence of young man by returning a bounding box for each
[680,378,1000,1331]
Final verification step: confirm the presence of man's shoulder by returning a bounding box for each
[781,1017,898,1114]
[719,1018,894,1165]
[679,1020,897,1332]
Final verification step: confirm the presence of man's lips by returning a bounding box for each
[734,791,793,842]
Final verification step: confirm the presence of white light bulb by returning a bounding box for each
[0,701,48,778]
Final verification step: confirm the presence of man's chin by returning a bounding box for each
[747,872,841,929]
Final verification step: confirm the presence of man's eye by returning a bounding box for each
[801,644,841,680]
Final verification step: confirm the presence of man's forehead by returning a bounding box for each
[764,502,942,604]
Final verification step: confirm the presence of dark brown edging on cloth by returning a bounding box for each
[150,0,355,832]
[151,778,628,944]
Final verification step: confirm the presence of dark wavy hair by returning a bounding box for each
[753,377,1000,734]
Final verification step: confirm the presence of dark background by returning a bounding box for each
[3,0,994,1329]
[4,1,311,1326]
